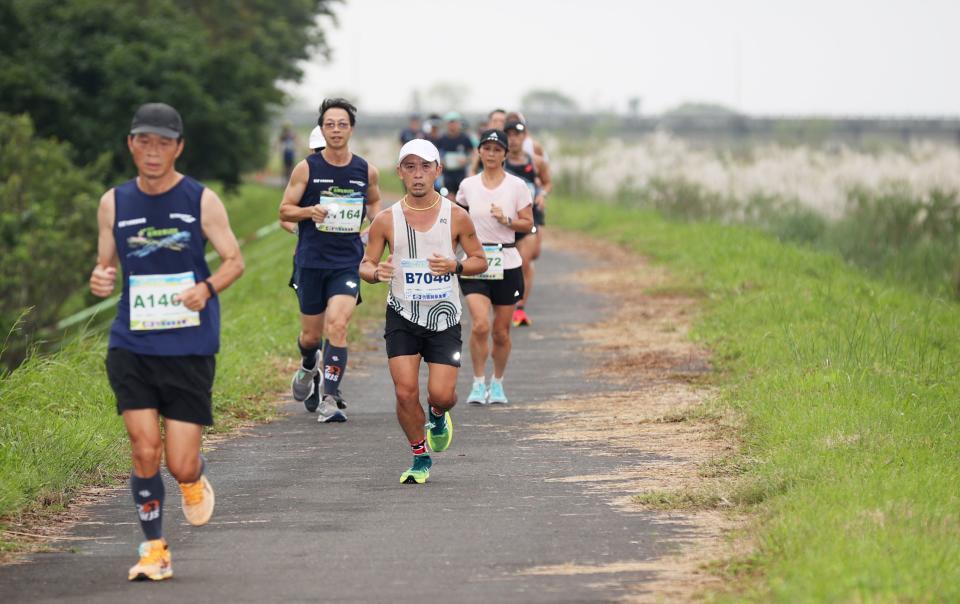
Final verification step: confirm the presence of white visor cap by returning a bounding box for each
[398,138,441,165]
[308,126,326,149]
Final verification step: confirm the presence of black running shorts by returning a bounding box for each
[384,308,462,367]
[516,205,545,241]
[458,266,524,306]
[106,348,216,426]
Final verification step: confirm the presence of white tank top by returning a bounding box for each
[387,198,462,331]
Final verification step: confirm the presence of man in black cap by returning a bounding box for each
[89,102,245,581]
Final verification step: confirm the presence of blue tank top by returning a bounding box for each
[296,152,369,269]
[109,176,220,356]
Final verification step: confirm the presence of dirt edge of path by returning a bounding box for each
[519,229,750,603]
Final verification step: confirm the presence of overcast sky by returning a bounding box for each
[283,0,959,117]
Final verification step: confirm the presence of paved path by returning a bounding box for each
[0,243,691,603]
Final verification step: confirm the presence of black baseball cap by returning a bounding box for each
[504,120,526,132]
[478,129,508,151]
[130,103,183,139]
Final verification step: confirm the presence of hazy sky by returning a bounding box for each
[284,0,959,116]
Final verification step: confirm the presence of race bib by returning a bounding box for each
[400,259,453,301]
[129,272,200,331]
[443,151,467,171]
[461,245,505,281]
[316,196,364,233]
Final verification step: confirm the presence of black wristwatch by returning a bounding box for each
[455,260,464,275]
[203,279,217,298]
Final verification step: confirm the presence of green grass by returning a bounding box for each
[550,196,960,601]
[0,183,385,547]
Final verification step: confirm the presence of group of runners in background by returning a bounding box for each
[88,97,553,581]
[399,109,552,328]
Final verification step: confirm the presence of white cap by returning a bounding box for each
[308,126,325,149]
[398,139,441,164]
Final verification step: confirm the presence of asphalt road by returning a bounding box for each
[0,243,693,603]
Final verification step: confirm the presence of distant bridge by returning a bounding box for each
[284,109,960,147]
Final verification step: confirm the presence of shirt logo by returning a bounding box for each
[169,212,196,224]
[349,180,366,187]
[117,217,147,228]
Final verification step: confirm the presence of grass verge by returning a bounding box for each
[0,183,385,551]
[550,195,960,601]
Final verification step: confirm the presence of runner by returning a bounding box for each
[279,98,382,422]
[487,108,507,131]
[360,139,486,483]
[507,111,549,162]
[436,111,476,199]
[278,122,298,181]
[89,102,244,581]
[504,117,552,326]
[455,129,534,405]
[399,113,423,145]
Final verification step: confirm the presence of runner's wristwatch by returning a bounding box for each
[455,260,464,275]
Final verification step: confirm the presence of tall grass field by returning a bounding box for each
[550,195,960,601]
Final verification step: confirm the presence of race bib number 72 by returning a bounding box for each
[129,271,200,331]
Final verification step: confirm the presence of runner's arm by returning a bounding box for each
[451,206,488,277]
[534,155,552,207]
[279,160,326,223]
[366,164,382,218]
[359,211,393,283]
[89,190,118,297]
[178,188,244,311]
[510,205,534,234]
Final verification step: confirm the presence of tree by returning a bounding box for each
[0,0,336,188]
[0,113,107,365]
[520,89,579,116]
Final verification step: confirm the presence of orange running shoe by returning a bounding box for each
[179,474,215,526]
[128,539,172,581]
[512,307,531,327]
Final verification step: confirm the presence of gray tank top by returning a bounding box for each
[387,198,462,331]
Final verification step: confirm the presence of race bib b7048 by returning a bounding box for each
[400,259,453,301]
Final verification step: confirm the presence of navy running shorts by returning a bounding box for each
[295,266,363,315]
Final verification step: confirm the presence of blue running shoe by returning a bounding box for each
[400,455,432,484]
[488,381,509,404]
[467,381,487,405]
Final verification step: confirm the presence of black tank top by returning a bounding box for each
[504,153,538,198]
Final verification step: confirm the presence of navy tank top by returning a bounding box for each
[109,176,220,356]
[296,152,369,269]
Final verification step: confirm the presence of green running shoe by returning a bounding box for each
[426,411,453,453]
[400,455,432,484]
